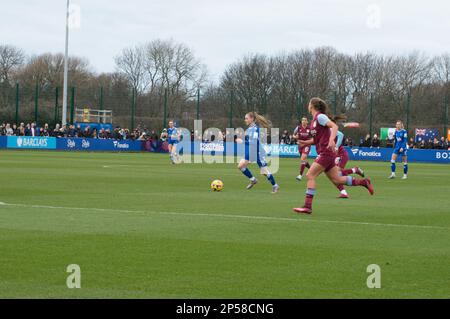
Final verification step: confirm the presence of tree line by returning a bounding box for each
[0,41,449,137]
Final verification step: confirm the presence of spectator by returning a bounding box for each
[12,124,19,136]
[418,139,426,149]
[386,136,394,148]
[41,123,50,137]
[160,129,168,142]
[344,137,354,147]
[98,128,107,139]
[29,122,39,137]
[84,126,91,138]
[67,125,76,138]
[53,124,61,137]
[137,132,148,141]
[19,123,25,136]
[371,134,380,148]
[408,138,415,149]
[25,123,31,136]
[432,138,440,149]
[280,130,291,145]
[362,134,371,147]
[439,137,448,150]
[5,123,14,136]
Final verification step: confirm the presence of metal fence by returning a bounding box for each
[0,84,448,141]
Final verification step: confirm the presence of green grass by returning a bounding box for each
[0,150,449,298]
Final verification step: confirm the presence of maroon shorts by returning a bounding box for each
[336,148,349,169]
[315,151,336,172]
[298,144,311,156]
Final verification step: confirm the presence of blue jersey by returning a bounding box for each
[245,124,267,167]
[393,129,408,155]
[394,129,408,150]
[167,127,178,144]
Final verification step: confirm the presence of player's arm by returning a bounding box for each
[299,138,314,146]
[398,131,407,152]
[336,131,344,148]
[317,114,337,152]
[327,122,338,152]
[403,131,408,150]
[325,122,338,152]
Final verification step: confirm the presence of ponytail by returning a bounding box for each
[331,114,347,123]
[248,112,272,129]
[310,97,346,124]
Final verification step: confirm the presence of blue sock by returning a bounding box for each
[404,163,408,175]
[391,162,396,173]
[241,168,254,179]
[346,176,353,186]
[266,174,276,186]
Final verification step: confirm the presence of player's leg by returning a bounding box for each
[325,166,374,195]
[171,143,179,163]
[297,152,310,181]
[389,153,398,179]
[260,164,279,194]
[341,167,365,177]
[334,161,349,199]
[238,159,257,189]
[293,162,325,214]
[340,151,365,177]
[168,144,174,163]
[402,154,408,179]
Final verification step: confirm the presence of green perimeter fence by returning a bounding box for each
[0,84,448,142]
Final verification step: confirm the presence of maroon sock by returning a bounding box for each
[341,169,353,176]
[304,194,314,209]
[305,162,311,169]
[352,178,367,187]
[300,163,306,175]
[336,184,345,191]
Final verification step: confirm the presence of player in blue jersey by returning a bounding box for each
[167,120,179,164]
[236,112,280,194]
[389,120,409,180]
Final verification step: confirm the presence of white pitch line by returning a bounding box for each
[0,202,448,231]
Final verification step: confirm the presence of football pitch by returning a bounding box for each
[0,150,449,299]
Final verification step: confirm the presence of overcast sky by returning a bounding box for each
[1,0,449,82]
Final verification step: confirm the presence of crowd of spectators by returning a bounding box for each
[1,122,449,150]
[0,122,155,141]
[357,133,449,150]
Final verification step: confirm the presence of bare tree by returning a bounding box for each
[433,54,450,86]
[115,46,148,94]
[15,53,91,90]
[0,45,25,84]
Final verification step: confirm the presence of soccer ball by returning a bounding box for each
[211,180,224,192]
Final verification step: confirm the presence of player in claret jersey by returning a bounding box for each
[333,129,365,198]
[294,117,312,181]
[294,98,374,215]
